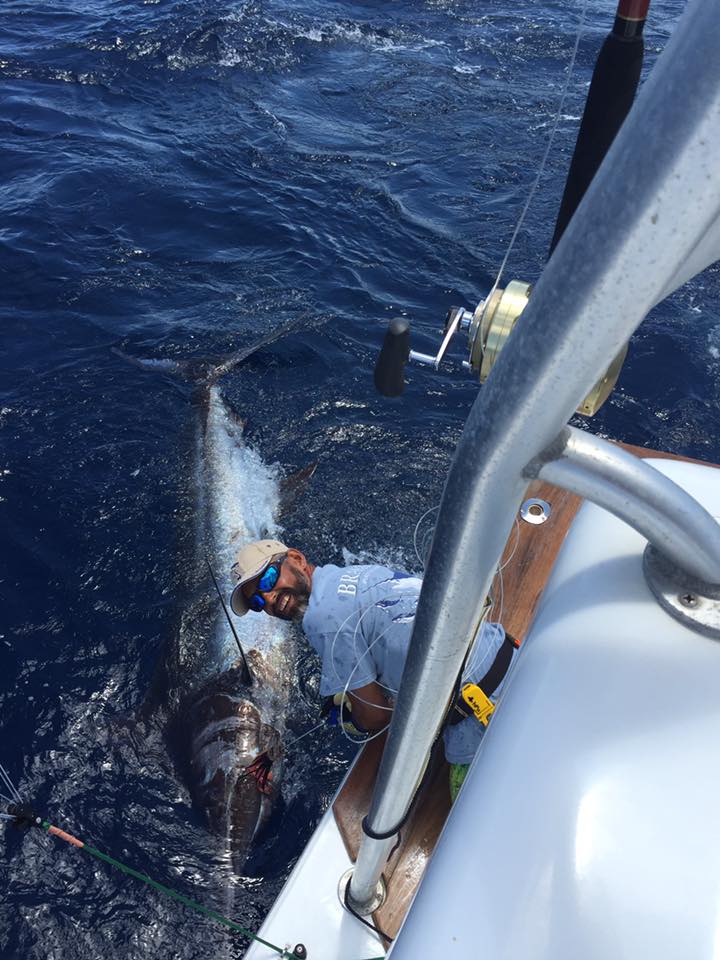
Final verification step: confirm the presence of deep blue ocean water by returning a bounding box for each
[1,1,718,957]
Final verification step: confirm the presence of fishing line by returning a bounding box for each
[330,540,520,740]
[286,720,326,748]
[299,567,398,748]
[413,505,440,569]
[326,603,403,747]
[205,557,253,685]
[0,764,22,803]
[460,611,498,686]
[490,517,521,632]
[0,765,21,799]
[327,599,395,705]
[498,518,521,575]
[346,595,414,705]
[407,500,519,691]
[485,0,589,303]
[339,612,422,747]
[410,501,519,628]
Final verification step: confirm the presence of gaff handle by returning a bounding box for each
[374,318,410,397]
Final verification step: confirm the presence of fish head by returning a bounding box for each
[183,667,284,870]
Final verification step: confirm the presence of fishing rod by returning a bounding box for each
[549,0,651,252]
[205,557,253,685]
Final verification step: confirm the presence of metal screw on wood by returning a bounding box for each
[679,593,699,608]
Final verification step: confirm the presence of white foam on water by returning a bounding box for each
[206,389,279,542]
[203,387,291,662]
[303,20,445,52]
[453,62,483,75]
[708,321,720,361]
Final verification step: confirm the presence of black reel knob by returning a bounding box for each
[373,317,410,397]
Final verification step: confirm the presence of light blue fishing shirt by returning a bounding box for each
[302,563,509,764]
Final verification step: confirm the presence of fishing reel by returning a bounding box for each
[6,803,41,829]
[374,280,627,417]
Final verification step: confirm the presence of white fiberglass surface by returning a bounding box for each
[244,800,384,960]
[390,459,720,960]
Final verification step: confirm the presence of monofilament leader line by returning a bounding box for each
[7,813,384,960]
[485,0,589,306]
[0,763,23,804]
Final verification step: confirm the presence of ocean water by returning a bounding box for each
[1,0,718,957]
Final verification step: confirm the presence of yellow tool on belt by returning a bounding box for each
[449,631,519,728]
[460,683,495,727]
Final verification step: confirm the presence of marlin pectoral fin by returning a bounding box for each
[278,462,318,517]
[207,310,319,384]
[115,309,321,389]
[111,345,215,382]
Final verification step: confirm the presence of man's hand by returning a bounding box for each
[321,693,365,736]
[321,683,392,737]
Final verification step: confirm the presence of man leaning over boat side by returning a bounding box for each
[229,538,516,802]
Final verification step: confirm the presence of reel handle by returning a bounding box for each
[374,317,410,397]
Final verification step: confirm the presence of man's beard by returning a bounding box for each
[289,595,308,622]
[278,570,310,622]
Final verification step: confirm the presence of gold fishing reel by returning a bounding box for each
[374,279,627,415]
[456,280,627,417]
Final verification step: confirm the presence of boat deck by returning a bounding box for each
[332,443,702,939]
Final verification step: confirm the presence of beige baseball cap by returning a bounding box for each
[230,538,288,616]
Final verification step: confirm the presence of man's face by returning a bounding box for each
[243,550,311,622]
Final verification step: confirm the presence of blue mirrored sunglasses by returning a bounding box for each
[248,559,283,613]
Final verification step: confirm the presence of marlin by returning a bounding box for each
[174,383,304,871]
[128,332,315,870]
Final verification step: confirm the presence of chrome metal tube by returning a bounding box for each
[408,350,438,367]
[528,428,720,583]
[348,836,396,912]
[349,0,720,911]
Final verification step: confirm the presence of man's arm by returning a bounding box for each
[347,681,392,732]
